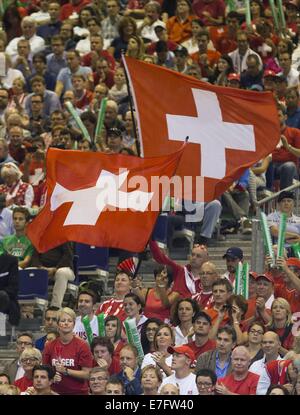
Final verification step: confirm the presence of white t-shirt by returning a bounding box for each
[159,372,198,395]
[267,211,300,246]
[141,353,173,379]
[74,315,99,342]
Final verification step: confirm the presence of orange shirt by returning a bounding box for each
[166,15,196,44]
[204,305,230,325]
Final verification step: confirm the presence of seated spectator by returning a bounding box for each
[76,16,103,57]
[117,344,143,395]
[267,384,290,395]
[166,0,195,44]
[140,318,163,355]
[105,376,125,395]
[229,31,262,74]
[181,18,205,55]
[91,336,121,376]
[196,368,217,395]
[7,77,27,111]
[195,326,236,378]
[204,278,232,326]
[93,57,115,89]
[0,53,24,90]
[108,68,128,104]
[82,33,115,71]
[172,298,199,346]
[29,242,75,309]
[101,0,122,49]
[28,93,51,138]
[59,22,77,52]
[141,323,174,378]
[14,347,42,393]
[0,163,34,208]
[210,54,234,86]
[30,0,50,26]
[132,265,180,323]
[0,251,20,326]
[0,206,33,268]
[240,53,263,89]
[5,17,45,63]
[123,292,148,335]
[146,24,178,56]
[138,1,165,44]
[125,35,145,60]
[55,50,93,99]
[159,345,198,395]
[74,289,99,341]
[245,321,265,365]
[71,74,93,111]
[24,364,58,395]
[36,2,61,45]
[192,262,218,308]
[154,40,176,68]
[105,127,125,154]
[0,373,10,385]
[104,315,126,359]
[278,52,299,88]
[109,16,138,61]
[216,346,259,395]
[226,72,240,88]
[25,75,61,118]
[267,191,300,249]
[190,29,221,79]
[173,45,190,74]
[214,11,240,55]
[26,53,56,92]
[286,88,300,129]
[274,257,300,314]
[266,298,296,354]
[12,38,33,81]
[268,104,300,190]
[249,331,283,376]
[254,273,275,323]
[89,367,109,395]
[141,364,162,395]
[159,382,180,395]
[187,311,216,359]
[192,0,225,26]
[95,270,132,322]
[46,35,67,79]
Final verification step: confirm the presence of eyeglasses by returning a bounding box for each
[21,357,38,363]
[17,341,33,346]
[249,329,264,335]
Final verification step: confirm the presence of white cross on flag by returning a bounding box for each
[124,57,280,201]
[27,147,185,253]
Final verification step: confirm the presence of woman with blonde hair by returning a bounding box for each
[43,307,93,395]
[0,162,34,208]
[8,76,27,110]
[14,347,42,392]
[267,298,295,354]
[141,364,162,395]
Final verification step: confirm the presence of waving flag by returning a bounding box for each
[123,56,280,201]
[27,147,185,253]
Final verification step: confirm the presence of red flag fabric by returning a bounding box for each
[27,147,185,253]
[124,56,280,201]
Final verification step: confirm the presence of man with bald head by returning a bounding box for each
[216,346,259,395]
[249,332,283,376]
[150,241,209,297]
[192,262,218,308]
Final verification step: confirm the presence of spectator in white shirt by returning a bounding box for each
[5,17,45,63]
[249,331,283,376]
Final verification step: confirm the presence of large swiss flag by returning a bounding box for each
[124,56,280,201]
[27,147,185,253]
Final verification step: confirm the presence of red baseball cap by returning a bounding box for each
[256,272,274,284]
[227,73,240,81]
[249,271,258,279]
[167,345,195,362]
[287,258,300,268]
[263,69,276,78]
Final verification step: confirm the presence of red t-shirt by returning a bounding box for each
[60,0,91,20]
[14,375,33,392]
[43,336,93,395]
[187,339,216,359]
[82,51,116,71]
[272,126,300,163]
[192,291,214,309]
[218,371,259,395]
[144,288,174,322]
[95,298,127,322]
[192,0,226,25]
[275,283,300,314]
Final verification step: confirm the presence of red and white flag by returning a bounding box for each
[27,147,185,253]
[124,56,280,201]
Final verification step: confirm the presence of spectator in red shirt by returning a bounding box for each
[91,337,121,376]
[192,0,225,26]
[275,257,300,314]
[187,311,216,359]
[71,73,93,111]
[60,0,91,21]
[216,346,259,395]
[192,261,218,309]
[14,347,42,392]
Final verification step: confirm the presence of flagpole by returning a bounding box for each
[132,138,189,279]
[121,52,141,157]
